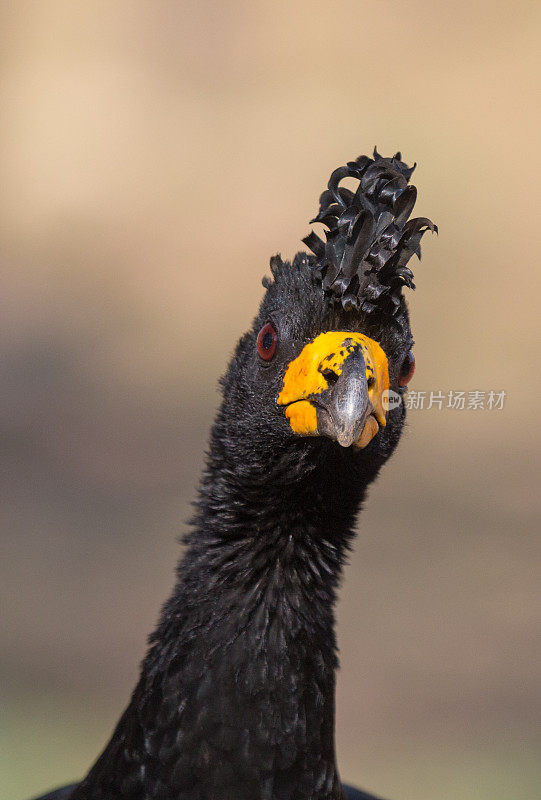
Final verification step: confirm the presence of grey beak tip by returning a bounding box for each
[335,430,358,448]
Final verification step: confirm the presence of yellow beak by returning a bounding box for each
[277,332,389,448]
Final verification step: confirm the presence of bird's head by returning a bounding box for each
[219,150,436,476]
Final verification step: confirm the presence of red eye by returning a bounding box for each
[256,322,277,361]
[398,350,415,387]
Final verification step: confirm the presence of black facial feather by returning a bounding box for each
[303,148,437,315]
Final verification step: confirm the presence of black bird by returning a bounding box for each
[33,149,436,800]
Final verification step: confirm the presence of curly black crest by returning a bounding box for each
[303,148,437,315]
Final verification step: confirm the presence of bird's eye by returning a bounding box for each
[256,322,278,361]
[398,350,415,387]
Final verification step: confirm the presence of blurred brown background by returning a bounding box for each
[1,2,540,799]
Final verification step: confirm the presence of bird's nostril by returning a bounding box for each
[367,376,375,389]
[321,367,339,386]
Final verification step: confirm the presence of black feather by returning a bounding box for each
[303,148,437,315]
[27,150,434,800]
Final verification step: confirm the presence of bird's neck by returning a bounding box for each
[75,438,371,800]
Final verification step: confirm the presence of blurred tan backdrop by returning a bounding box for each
[1,2,540,799]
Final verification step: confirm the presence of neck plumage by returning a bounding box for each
[73,429,373,800]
